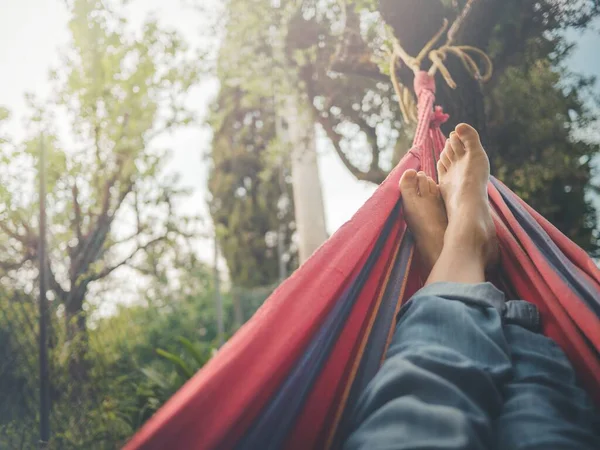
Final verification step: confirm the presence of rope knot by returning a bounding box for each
[414,71,436,96]
[387,0,493,126]
[431,106,449,127]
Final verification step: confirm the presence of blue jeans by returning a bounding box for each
[344,282,599,450]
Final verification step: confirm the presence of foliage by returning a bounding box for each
[207,0,298,288]
[0,245,275,448]
[390,0,600,252]
[0,0,209,447]
[215,0,600,253]
[488,61,599,251]
[0,0,201,381]
[208,90,297,287]
[480,0,600,253]
[2,0,600,447]
[0,289,40,450]
[138,335,213,415]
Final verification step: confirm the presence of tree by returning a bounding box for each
[0,287,39,449]
[0,0,200,380]
[208,84,298,287]
[283,0,600,253]
[207,0,303,286]
[209,0,599,253]
[0,239,252,449]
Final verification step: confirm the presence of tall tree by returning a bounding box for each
[208,85,297,287]
[208,0,304,287]
[0,0,199,379]
[208,0,330,280]
[287,0,600,253]
[208,0,599,257]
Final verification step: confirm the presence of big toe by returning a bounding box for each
[399,169,419,197]
[455,123,481,151]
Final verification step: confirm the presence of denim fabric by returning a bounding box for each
[344,282,599,450]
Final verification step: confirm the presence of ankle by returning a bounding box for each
[445,214,498,268]
[425,246,486,285]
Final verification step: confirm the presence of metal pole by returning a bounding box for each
[270,21,287,283]
[213,230,224,347]
[273,97,287,283]
[277,157,287,283]
[38,136,50,448]
[277,221,286,282]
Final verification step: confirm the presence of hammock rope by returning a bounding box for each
[389,0,493,123]
[124,2,600,448]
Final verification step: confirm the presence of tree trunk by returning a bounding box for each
[65,293,89,385]
[282,92,328,263]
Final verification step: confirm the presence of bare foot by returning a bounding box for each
[399,169,447,275]
[436,123,498,273]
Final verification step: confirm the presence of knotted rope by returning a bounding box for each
[388,0,493,124]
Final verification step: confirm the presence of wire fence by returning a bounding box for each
[0,281,275,449]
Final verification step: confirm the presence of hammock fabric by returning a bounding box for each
[126,71,600,450]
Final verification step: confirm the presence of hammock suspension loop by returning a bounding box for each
[387,0,493,124]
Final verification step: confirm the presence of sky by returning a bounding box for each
[0,0,379,238]
[0,0,599,262]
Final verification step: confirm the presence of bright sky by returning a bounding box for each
[1,0,599,259]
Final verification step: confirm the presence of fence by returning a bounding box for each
[0,281,275,449]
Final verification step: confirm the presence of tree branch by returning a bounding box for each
[134,186,142,234]
[46,256,67,302]
[72,181,83,243]
[84,235,168,283]
[0,221,29,245]
[112,229,146,247]
[451,0,502,50]
[0,254,34,272]
[73,160,135,279]
[329,3,388,83]
[330,59,389,82]
[315,107,386,184]
[345,108,380,172]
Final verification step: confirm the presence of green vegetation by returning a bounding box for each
[0,0,599,448]
[0,256,273,448]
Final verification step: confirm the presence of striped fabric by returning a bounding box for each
[125,72,600,450]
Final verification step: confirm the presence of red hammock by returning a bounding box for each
[125,71,600,450]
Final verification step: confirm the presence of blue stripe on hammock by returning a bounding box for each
[235,204,401,450]
[491,177,600,317]
[331,226,414,448]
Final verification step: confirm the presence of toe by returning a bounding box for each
[445,141,457,161]
[440,150,452,169]
[399,169,419,196]
[442,138,452,154]
[449,132,465,156]
[417,171,429,195]
[455,123,481,151]
[427,177,438,196]
[437,160,447,175]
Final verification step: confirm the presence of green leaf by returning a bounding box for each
[155,348,195,379]
[140,367,169,389]
[176,336,208,367]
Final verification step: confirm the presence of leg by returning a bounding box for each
[398,169,447,275]
[495,317,600,450]
[431,123,498,285]
[345,129,505,449]
[439,124,600,448]
[344,283,513,450]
